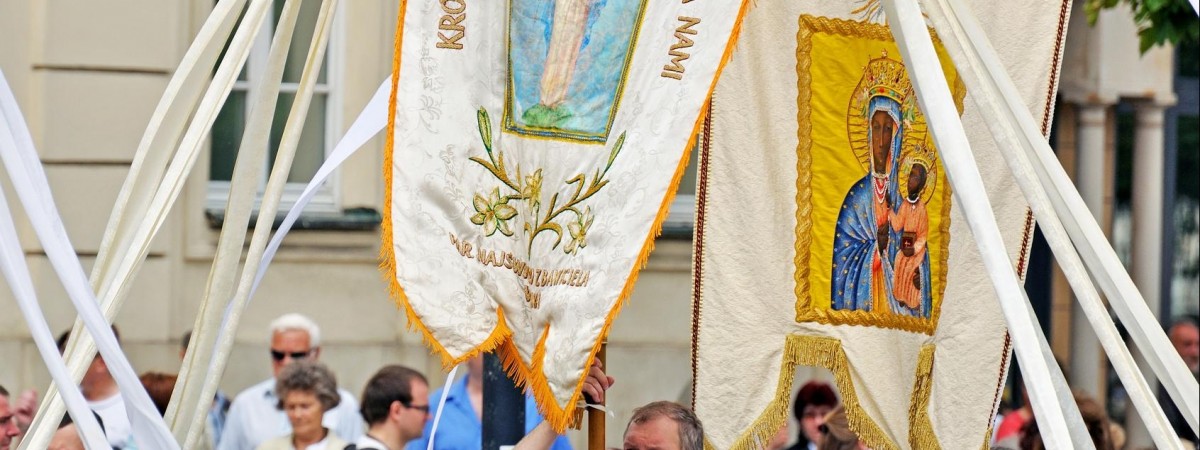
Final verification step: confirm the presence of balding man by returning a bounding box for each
[622,402,703,450]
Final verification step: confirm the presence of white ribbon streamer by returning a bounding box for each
[939,0,1200,437]
[879,0,1075,447]
[247,75,389,297]
[0,70,179,450]
[27,1,271,446]
[184,1,340,449]
[0,70,110,450]
[923,1,1186,447]
[170,0,308,442]
[427,366,460,450]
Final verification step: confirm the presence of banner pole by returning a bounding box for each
[588,343,607,450]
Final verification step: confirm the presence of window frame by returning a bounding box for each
[206,0,345,216]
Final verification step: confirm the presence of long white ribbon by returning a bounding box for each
[0,69,179,450]
[209,75,386,357]
[924,0,1186,447]
[0,70,110,450]
[183,1,341,448]
[27,0,266,446]
[170,0,308,442]
[245,75,389,298]
[427,366,460,450]
[944,0,1199,437]
[879,0,1075,448]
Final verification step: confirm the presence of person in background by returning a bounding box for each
[354,365,430,450]
[47,413,97,450]
[139,372,178,415]
[787,381,839,450]
[57,327,131,449]
[508,361,615,450]
[181,329,232,449]
[1015,392,1114,450]
[1161,315,1200,444]
[621,401,703,450]
[817,406,864,450]
[1,385,23,450]
[219,314,363,450]
[255,361,352,450]
[406,355,578,450]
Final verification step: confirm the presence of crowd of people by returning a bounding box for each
[0,313,704,450]
[1,312,1196,450]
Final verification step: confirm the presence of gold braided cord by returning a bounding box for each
[794,19,815,316]
[908,345,941,449]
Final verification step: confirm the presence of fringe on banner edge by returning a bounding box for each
[380,0,758,434]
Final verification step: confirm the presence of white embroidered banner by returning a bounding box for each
[692,1,1070,448]
[382,0,749,429]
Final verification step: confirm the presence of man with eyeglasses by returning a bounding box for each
[354,365,430,450]
[218,313,363,450]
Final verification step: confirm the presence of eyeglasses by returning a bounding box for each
[270,349,312,361]
[406,403,430,413]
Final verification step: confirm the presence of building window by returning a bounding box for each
[209,0,340,215]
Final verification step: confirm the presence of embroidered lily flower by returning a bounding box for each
[522,169,543,210]
[564,206,594,255]
[471,188,518,236]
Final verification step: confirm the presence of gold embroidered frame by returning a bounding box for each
[793,15,966,335]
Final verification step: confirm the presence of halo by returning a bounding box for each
[898,134,939,205]
[846,51,915,173]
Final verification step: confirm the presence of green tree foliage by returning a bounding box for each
[1086,0,1200,52]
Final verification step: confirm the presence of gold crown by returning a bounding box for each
[900,141,938,202]
[858,50,913,108]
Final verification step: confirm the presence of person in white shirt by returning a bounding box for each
[56,328,131,449]
[218,314,363,450]
[353,365,430,450]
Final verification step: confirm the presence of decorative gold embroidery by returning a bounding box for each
[661,16,702,80]
[436,0,466,50]
[793,15,965,335]
[724,335,939,450]
[908,345,941,449]
[469,108,623,255]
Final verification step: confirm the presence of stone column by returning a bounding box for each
[1070,102,1110,400]
[1125,101,1170,449]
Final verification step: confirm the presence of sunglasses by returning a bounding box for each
[270,349,312,361]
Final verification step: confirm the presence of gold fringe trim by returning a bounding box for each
[380,0,757,434]
[726,336,941,450]
[908,345,940,450]
[792,15,966,336]
[378,0,514,369]
[727,335,896,450]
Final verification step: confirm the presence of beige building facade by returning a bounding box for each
[0,0,1193,449]
[0,1,698,446]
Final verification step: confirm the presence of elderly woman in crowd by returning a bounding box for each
[256,361,349,450]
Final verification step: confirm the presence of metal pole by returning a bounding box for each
[482,351,525,450]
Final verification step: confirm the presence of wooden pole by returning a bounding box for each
[588,343,607,450]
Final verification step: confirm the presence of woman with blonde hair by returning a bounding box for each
[256,361,350,450]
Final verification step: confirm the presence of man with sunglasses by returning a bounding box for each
[219,313,363,450]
